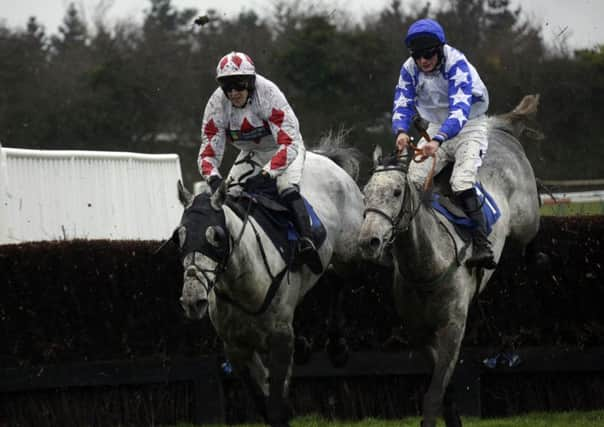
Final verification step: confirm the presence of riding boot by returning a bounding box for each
[458,188,497,270]
[282,190,323,274]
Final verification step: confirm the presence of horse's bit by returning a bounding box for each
[186,197,253,297]
[363,166,420,247]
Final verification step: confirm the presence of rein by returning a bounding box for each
[189,196,254,299]
[364,164,464,290]
[363,166,421,247]
[210,195,289,316]
[407,141,436,192]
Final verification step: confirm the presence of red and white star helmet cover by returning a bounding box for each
[216,52,256,79]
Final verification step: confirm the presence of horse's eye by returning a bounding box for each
[205,226,225,247]
[393,188,402,197]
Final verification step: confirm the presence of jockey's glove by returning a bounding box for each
[245,172,275,193]
[208,175,222,193]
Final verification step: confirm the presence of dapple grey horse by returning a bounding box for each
[358,95,542,427]
[174,138,364,427]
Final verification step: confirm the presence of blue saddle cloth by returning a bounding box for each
[227,193,327,265]
[287,199,323,240]
[431,183,501,235]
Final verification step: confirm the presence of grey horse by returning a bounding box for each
[174,139,364,427]
[358,95,542,427]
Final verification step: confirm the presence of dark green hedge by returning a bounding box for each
[0,240,217,368]
[1,217,603,369]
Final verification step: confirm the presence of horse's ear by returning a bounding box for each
[177,180,194,207]
[372,145,383,168]
[400,146,414,168]
[210,179,227,211]
[152,227,178,255]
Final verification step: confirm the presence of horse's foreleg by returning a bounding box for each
[267,322,295,427]
[422,319,466,427]
[325,266,349,367]
[524,236,550,269]
[225,346,269,423]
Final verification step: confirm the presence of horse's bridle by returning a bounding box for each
[363,166,421,247]
[184,197,252,299]
[185,194,289,316]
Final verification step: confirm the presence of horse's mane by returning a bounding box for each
[380,152,405,168]
[311,129,362,181]
[488,94,544,141]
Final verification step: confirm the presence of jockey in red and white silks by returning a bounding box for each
[393,19,496,269]
[197,51,322,273]
[198,57,304,198]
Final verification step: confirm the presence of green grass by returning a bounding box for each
[540,201,604,216]
[172,410,604,427]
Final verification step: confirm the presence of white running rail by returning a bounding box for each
[0,146,184,244]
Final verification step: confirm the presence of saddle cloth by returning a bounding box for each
[431,182,501,237]
[226,192,327,265]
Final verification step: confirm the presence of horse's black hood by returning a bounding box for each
[179,193,229,262]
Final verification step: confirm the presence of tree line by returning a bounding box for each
[0,0,602,185]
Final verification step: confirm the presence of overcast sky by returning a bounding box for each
[1,0,603,50]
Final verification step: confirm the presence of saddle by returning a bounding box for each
[225,190,327,269]
[430,165,501,241]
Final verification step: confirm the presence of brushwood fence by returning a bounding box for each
[1,216,603,426]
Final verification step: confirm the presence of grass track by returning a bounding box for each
[173,410,604,427]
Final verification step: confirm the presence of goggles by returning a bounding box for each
[220,78,250,92]
[411,47,440,60]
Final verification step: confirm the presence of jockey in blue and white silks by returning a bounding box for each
[392,47,489,145]
[197,51,321,272]
[392,19,496,269]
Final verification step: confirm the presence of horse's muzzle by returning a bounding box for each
[180,296,209,320]
[358,227,393,267]
[359,236,383,260]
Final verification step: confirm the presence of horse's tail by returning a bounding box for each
[311,129,362,181]
[488,94,544,141]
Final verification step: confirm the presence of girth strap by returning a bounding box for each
[216,198,290,316]
[214,266,288,316]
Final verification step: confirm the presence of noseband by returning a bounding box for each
[363,166,421,245]
[186,197,253,298]
[185,194,290,316]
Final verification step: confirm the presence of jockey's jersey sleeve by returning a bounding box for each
[391,45,489,142]
[198,74,302,179]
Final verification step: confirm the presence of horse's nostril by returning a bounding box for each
[194,299,207,311]
[369,237,381,249]
[186,268,196,277]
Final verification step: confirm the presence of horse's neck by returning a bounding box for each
[395,187,452,270]
[221,205,283,304]
[223,206,257,278]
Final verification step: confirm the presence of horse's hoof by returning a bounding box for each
[294,336,312,365]
[326,337,349,368]
[267,402,293,427]
[466,256,497,270]
[534,251,550,267]
[443,404,463,427]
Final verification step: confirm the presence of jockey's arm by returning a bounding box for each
[262,88,302,178]
[198,88,227,181]
[392,64,417,151]
[435,59,474,143]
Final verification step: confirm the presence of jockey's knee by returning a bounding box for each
[279,184,300,199]
[452,184,474,196]
[450,176,475,194]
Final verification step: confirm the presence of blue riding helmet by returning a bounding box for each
[405,19,446,51]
